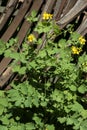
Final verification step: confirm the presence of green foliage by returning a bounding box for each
[26,10,38,22]
[0,11,87,130]
[0,40,6,55]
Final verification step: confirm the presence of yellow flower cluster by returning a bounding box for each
[71,46,82,55]
[42,12,53,20]
[27,34,35,42]
[79,36,86,45]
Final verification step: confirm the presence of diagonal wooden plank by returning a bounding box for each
[1,0,32,41]
[54,0,67,20]
[0,0,18,31]
[0,0,32,75]
[76,15,87,36]
[0,0,44,88]
[57,0,87,29]
[62,0,77,16]
[0,0,57,88]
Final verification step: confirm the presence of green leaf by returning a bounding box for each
[66,117,74,125]
[10,52,20,60]
[15,98,23,106]
[0,125,8,130]
[9,126,18,130]
[26,123,35,130]
[32,97,39,107]
[19,67,26,75]
[26,10,38,22]
[46,125,55,130]
[1,116,9,125]
[0,91,4,97]
[71,102,83,112]
[0,105,4,115]
[19,53,27,63]
[80,126,87,130]
[0,98,8,107]
[80,110,87,119]
[0,40,6,55]
[24,97,32,107]
[6,38,17,48]
[37,38,42,45]
[78,85,87,94]
[30,10,37,18]
[4,49,12,57]
[20,84,28,95]
[13,66,26,75]
[69,85,77,92]
[51,89,63,103]
[38,50,46,58]
[40,101,47,107]
[17,124,25,130]
[70,32,80,42]
[80,120,87,130]
[58,117,66,123]
[29,61,37,68]
[12,65,21,72]
[33,115,41,125]
[58,39,66,48]
[5,51,20,61]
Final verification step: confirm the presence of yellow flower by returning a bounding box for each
[43,12,49,20]
[79,36,86,45]
[42,12,53,20]
[28,34,35,42]
[48,14,53,19]
[71,46,82,55]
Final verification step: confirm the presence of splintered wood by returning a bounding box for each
[19,0,24,2]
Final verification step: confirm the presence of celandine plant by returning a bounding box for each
[0,11,87,130]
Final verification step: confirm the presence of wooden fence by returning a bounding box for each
[0,0,87,89]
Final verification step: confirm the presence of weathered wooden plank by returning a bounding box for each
[0,6,5,13]
[0,0,18,31]
[0,0,44,88]
[0,0,87,89]
[0,0,57,88]
[0,0,32,75]
[57,0,87,29]
[76,15,87,36]
[0,6,18,16]
[62,0,77,16]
